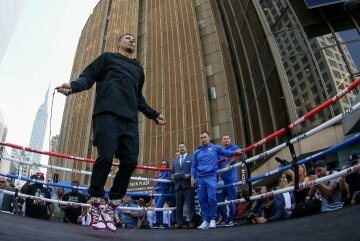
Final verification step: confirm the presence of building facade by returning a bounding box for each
[56,0,360,188]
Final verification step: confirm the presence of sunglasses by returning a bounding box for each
[160,163,167,166]
[0,181,6,183]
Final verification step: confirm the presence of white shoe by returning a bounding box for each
[197,220,209,229]
[102,199,121,232]
[89,197,107,231]
[209,220,216,229]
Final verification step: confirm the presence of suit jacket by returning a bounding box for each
[172,153,193,190]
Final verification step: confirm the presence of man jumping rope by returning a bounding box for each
[56,33,166,232]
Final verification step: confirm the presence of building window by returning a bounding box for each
[294,63,300,71]
[292,88,298,96]
[208,87,216,100]
[303,92,309,100]
[299,82,306,91]
[339,63,344,71]
[297,72,303,81]
[326,84,333,93]
[323,72,329,81]
[329,60,338,68]
[325,49,334,58]
[338,83,345,90]
[332,70,341,79]
[289,79,295,87]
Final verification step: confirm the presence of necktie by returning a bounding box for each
[180,155,184,166]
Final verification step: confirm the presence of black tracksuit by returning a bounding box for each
[70,52,159,199]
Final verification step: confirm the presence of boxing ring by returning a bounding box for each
[0,78,360,240]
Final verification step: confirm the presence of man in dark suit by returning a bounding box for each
[172,143,195,229]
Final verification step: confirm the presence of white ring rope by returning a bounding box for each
[2,162,357,210]
[217,101,360,174]
[0,188,175,211]
[217,162,360,206]
[0,155,172,183]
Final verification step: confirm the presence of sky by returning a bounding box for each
[0,0,99,165]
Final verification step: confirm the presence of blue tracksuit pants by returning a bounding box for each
[217,184,237,221]
[196,176,217,222]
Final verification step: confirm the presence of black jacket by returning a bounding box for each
[70,52,159,122]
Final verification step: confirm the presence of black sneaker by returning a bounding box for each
[222,221,234,227]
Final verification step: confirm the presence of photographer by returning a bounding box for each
[340,152,360,205]
[308,160,343,212]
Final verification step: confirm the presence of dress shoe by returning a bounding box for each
[188,223,196,229]
[174,224,182,229]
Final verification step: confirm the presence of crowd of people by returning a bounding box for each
[1,133,359,232]
[47,32,358,233]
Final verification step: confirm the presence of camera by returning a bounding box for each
[275,157,290,167]
[246,210,257,223]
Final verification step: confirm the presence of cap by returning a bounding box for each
[349,152,360,163]
[35,172,45,180]
[314,160,326,168]
[35,172,44,177]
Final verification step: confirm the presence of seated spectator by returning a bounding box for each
[145,199,156,228]
[340,152,360,205]
[282,169,295,186]
[0,178,19,213]
[308,160,343,212]
[162,202,172,228]
[255,195,287,223]
[137,198,145,208]
[294,164,310,204]
[114,194,142,228]
[277,175,295,217]
[47,187,53,196]
[252,186,267,214]
[52,187,65,222]
[61,180,88,224]
[20,172,55,221]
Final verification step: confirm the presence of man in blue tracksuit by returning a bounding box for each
[217,135,240,225]
[191,131,242,229]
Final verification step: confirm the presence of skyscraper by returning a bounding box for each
[0,0,26,64]
[29,87,49,166]
[0,108,8,142]
[56,0,359,186]
[0,108,9,173]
